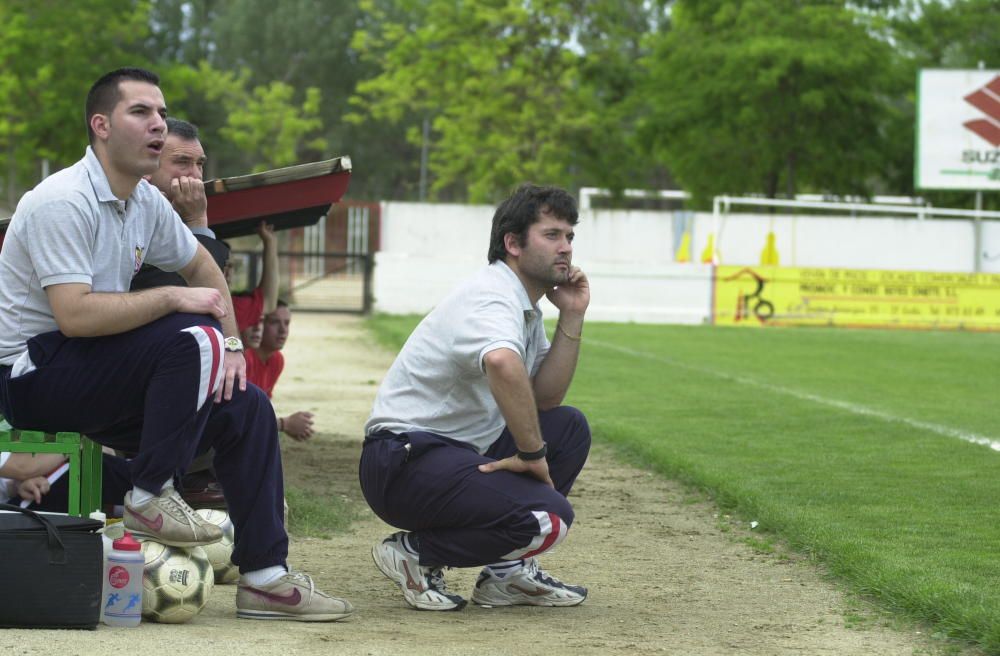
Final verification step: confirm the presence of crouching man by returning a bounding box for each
[360,183,592,610]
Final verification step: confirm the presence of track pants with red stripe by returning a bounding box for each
[0,313,288,572]
[359,406,591,568]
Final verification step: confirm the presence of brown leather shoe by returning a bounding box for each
[181,472,228,509]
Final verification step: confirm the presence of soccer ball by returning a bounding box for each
[140,541,215,623]
[195,508,238,584]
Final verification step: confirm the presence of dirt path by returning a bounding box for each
[6,314,974,655]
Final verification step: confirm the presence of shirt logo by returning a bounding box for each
[133,245,144,274]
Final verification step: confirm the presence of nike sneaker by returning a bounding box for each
[471,558,587,607]
[371,532,466,611]
[123,487,223,547]
[237,570,354,621]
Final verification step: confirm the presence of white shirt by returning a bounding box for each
[366,261,550,454]
[0,147,197,366]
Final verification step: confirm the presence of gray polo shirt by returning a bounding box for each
[0,147,197,366]
[365,261,551,454]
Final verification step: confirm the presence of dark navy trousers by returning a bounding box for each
[0,313,287,572]
[359,406,591,568]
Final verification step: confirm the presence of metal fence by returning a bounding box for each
[230,250,373,314]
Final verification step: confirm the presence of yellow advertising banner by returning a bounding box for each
[713,265,1000,331]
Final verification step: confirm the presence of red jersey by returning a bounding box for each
[245,348,284,398]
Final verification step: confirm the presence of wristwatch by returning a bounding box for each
[223,336,244,352]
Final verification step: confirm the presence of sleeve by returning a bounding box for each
[142,194,198,273]
[451,293,527,375]
[23,199,97,288]
[196,234,230,273]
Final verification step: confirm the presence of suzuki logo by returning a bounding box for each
[963,75,1000,147]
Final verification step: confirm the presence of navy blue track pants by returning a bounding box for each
[0,313,287,571]
[359,406,591,568]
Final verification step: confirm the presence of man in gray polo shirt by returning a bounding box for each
[0,67,352,622]
[361,183,592,611]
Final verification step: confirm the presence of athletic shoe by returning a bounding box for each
[123,488,223,547]
[371,532,466,611]
[237,571,354,621]
[471,558,587,607]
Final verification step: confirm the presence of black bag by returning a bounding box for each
[0,504,103,629]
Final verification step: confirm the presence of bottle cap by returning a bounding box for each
[113,531,143,551]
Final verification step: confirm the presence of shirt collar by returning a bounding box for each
[492,260,541,322]
[83,146,127,204]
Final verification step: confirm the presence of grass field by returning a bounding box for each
[368,314,1000,653]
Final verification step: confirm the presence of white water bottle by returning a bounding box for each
[102,531,144,627]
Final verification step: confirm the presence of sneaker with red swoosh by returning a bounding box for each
[236,571,354,621]
[471,558,587,607]
[372,532,466,611]
[123,488,223,547]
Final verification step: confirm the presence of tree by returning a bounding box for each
[349,0,658,203]
[639,0,896,205]
[0,0,151,205]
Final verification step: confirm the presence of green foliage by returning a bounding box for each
[350,0,660,202]
[639,0,897,205]
[0,0,151,202]
[220,83,326,172]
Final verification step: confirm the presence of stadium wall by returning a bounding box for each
[372,201,995,323]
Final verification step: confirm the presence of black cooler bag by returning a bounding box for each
[0,504,103,629]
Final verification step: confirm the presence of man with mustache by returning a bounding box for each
[361,183,592,611]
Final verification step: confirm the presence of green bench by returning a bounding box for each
[0,417,103,517]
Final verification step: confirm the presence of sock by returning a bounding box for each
[241,565,287,586]
[485,560,524,578]
[130,478,172,505]
[401,532,420,557]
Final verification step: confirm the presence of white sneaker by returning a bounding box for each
[371,532,466,611]
[471,558,587,607]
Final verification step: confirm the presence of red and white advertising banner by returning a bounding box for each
[917,69,1000,190]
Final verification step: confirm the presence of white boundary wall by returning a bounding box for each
[373,201,997,323]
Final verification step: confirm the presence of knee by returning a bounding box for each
[547,405,591,449]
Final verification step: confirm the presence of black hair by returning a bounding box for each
[85,67,160,144]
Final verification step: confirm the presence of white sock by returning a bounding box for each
[130,479,172,505]
[241,565,287,586]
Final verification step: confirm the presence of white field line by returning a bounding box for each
[588,339,1000,452]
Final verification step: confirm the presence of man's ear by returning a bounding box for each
[503,232,521,258]
[90,113,111,142]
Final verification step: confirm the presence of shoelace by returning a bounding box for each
[285,570,316,598]
[163,489,212,527]
[424,567,450,592]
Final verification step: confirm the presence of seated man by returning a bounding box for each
[249,301,315,441]
[361,183,591,611]
[0,67,351,621]
[131,117,229,290]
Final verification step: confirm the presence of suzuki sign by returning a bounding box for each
[917,69,1000,190]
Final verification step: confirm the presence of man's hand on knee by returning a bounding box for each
[215,350,247,402]
[478,456,554,488]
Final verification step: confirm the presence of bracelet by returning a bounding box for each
[557,322,582,342]
[516,442,548,461]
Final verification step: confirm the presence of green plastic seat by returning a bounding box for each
[0,417,103,517]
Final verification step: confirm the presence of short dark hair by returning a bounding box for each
[487,184,578,263]
[165,117,198,141]
[85,67,160,145]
